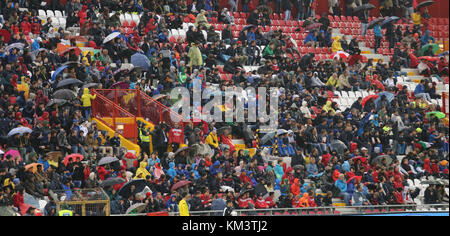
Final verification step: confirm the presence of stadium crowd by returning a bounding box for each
[0,0,448,216]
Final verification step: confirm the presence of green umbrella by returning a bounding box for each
[426,111,446,119]
[417,141,432,149]
[420,44,439,56]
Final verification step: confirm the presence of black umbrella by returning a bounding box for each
[370,155,393,166]
[53,89,76,100]
[353,3,375,13]
[238,188,254,198]
[56,78,83,88]
[368,17,385,29]
[117,179,147,198]
[46,99,68,107]
[217,126,232,136]
[100,177,125,188]
[381,16,400,28]
[417,0,434,9]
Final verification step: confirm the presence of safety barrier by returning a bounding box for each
[49,188,111,216]
[94,89,184,137]
[91,91,138,143]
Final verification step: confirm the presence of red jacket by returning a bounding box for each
[394,191,404,204]
[265,196,276,208]
[20,21,31,35]
[238,197,254,209]
[254,198,268,209]
[97,166,110,181]
[13,192,24,207]
[168,128,183,144]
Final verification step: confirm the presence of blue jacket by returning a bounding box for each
[374,25,382,37]
[304,32,317,44]
[341,161,350,173]
[335,179,347,193]
[166,162,177,179]
[420,30,435,46]
[414,83,425,95]
[37,158,50,172]
[306,163,318,176]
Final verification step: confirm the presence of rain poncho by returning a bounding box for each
[187,44,203,67]
[81,88,96,107]
[134,161,151,179]
[331,36,343,53]
[322,101,335,114]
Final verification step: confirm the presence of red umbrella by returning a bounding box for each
[418,56,439,62]
[330,51,350,60]
[348,54,363,66]
[362,95,379,107]
[170,180,192,192]
[59,47,81,56]
[352,156,368,163]
[63,154,84,166]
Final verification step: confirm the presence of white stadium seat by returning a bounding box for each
[340,91,348,98]
[46,10,55,18]
[54,10,63,18]
[348,91,356,98]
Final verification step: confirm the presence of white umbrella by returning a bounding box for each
[7,127,33,137]
[103,32,121,44]
[98,156,119,166]
[276,129,288,136]
[330,51,350,60]
[5,43,25,52]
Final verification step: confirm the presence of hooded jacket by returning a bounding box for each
[300,101,311,119]
[81,88,96,107]
[331,36,343,53]
[187,44,203,67]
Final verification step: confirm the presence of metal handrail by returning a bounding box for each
[110,204,449,216]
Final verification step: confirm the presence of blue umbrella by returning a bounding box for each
[381,16,400,28]
[131,53,151,71]
[51,65,69,82]
[375,92,395,105]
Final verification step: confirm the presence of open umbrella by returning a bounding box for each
[375,91,395,104]
[5,43,25,52]
[153,94,169,101]
[25,163,43,174]
[53,89,76,100]
[370,155,393,166]
[330,51,350,60]
[221,186,235,193]
[113,68,131,76]
[426,111,446,119]
[421,180,440,185]
[260,131,277,146]
[46,99,68,107]
[103,32,121,44]
[305,22,322,31]
[417,0,434,9]
[23,192,40,209]
[238,188,254,198]
[59,47,81,56]
[362,94,379,107]
[420,44,439,56]
[109,81,130,89]
[368,17,385,29]
[98,156,119,166]
[31,48,48,60]
[276,129,288,136]
[330,140,347,154]
[63,154,83,166]
[174,146,191,156]
[118,179,147,198]
[381,16,400,28]
[56,78,83,88]
[418,56,439,62]
[126,203,148,214]
[171,180,192,192]
[82,83,100,89]
[7,127,33,137]
[2,150,22,162]
[51,65,69,82]
[353,3,375,13]
[100,177,126,188]
[346,175,362,184]
[131,53,151,71]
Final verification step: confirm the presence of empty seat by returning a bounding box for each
[340,91,348,98]
[124,13,133,22]
[46,10,55,18]
[132,14,140,25]
[348,91,356,98]
[54,10,63,18]
[59,18,66,28]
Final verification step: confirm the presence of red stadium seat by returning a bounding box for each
[240,12,246,18]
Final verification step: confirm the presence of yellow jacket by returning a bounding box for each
[412,12,421,25]
[326,75,339,88]
[331,36,343,53]
[179,199,190,216]
[205,132,219,149]
[81,88,96,107]
[323,101,335,115]
[134,161,151,180]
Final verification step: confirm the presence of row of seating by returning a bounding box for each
[38,9,64,20]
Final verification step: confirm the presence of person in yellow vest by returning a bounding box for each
[139,129,151,156]
[178,192,190,216]
[81,88,96,120]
